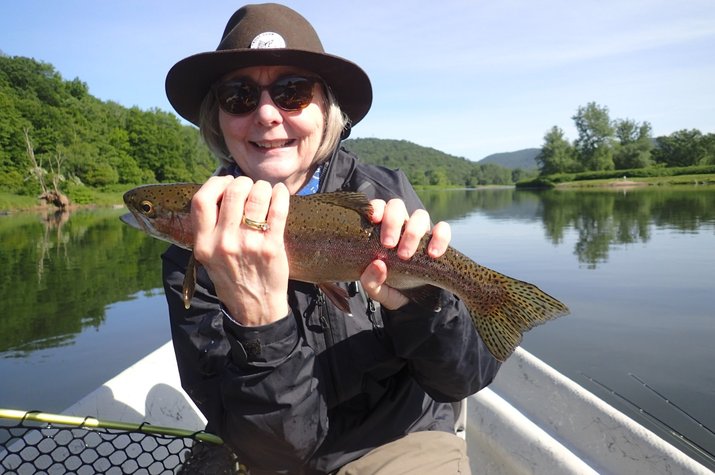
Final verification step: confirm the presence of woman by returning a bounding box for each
[162,4,500,474]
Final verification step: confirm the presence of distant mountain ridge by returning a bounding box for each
[344,138,540,171]
[477,148,541,170]
[342,137,534,186]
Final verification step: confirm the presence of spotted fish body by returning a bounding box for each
[122,183,569,361]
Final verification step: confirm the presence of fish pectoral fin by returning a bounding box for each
[182,253,197,310]
[319,283,351,314]
[399,284,443,311]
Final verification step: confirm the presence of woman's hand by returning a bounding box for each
[191,175,291,326]
[360,198,452,310]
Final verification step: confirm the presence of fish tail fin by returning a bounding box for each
[460,266,569,362]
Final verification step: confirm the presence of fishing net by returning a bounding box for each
[0,409,247,474]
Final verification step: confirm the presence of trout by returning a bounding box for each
[121,183,569,362]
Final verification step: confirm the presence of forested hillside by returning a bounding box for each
[1,55,530,203]
[0,55,215,198]
[478,149,540,170]
[343,138,533,187]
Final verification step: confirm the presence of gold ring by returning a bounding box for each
[242,215,270,232]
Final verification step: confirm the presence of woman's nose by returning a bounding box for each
[254,90,283,126]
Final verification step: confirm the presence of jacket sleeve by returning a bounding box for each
[350,164,502,401]
[162,246,327,471]
[382,293,501,402]
[162,246,228,428]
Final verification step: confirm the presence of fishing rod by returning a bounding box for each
[580,373,715,464]
[629,372,715,440]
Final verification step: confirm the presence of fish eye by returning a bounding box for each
[140,200,155,217]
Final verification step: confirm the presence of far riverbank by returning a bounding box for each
[3,175,715,213]
[554,173,715,189]
[0,188,126,214]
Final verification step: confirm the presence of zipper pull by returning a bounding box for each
[367,298,376,315]
[314,287,329,331]
[316,289,326,307]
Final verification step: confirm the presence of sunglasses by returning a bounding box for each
[213,75,320,115]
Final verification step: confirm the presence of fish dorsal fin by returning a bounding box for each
[299,192,373,220]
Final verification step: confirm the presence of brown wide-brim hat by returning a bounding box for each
[166,3,372,127]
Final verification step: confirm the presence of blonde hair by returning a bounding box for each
[198,82,349,173]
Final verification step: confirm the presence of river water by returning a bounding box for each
[1,187,713,468]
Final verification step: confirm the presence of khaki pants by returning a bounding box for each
[335,431,470,475]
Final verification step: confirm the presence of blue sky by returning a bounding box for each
[2,1,714,161]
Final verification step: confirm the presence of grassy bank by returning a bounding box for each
[517,165,715,189]
[555,173,715,188]
[0,187,127,213]
[0,193,41,212]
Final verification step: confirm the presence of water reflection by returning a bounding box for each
[419,187,715,468]
[419,187,715,268]
[2,189,713,467]
[4,188,714,357]
[538,188,715,267]
[0,208,169,356]
[418,188,520,223]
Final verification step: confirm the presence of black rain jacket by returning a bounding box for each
[161,147,501,474]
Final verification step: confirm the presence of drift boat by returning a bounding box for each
[1,342,710,474]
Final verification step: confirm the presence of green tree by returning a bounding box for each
[426,168,449,186]
[467,164,512,186]
[511,168,536,183]
[613,119,653,169]
[536,126,578,175]
[653,129,712,167]
[0,55,214,195]
[573,102,615,171]
[0,86,31,190]
[84,161,119,186]
[703,133,715,165]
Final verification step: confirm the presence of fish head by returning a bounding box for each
[121,183,199,249]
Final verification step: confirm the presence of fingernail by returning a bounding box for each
[427,245,443,259]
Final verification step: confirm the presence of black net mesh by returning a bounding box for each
[0,414,247,474]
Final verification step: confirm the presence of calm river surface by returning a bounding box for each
[1,187,714,468]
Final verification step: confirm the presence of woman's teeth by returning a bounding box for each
[254,140,293,149]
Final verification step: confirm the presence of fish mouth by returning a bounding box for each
[120,211,154,236]
[120,212,142,230]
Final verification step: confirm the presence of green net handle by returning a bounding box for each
[0,408,224,445]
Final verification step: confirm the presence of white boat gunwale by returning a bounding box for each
[34,342,710,475]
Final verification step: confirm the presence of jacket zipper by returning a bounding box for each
[316,289,335,347]
[316,287,345,403]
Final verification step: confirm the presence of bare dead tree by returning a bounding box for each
[24,128,47,193]
[48,150,70,208]
[23,128,69,209]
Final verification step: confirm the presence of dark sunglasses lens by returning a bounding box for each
[271,77,315,111]
[215,77,316,115]
[216,81,259,114]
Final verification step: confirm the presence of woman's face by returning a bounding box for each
[217,65,326,194]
